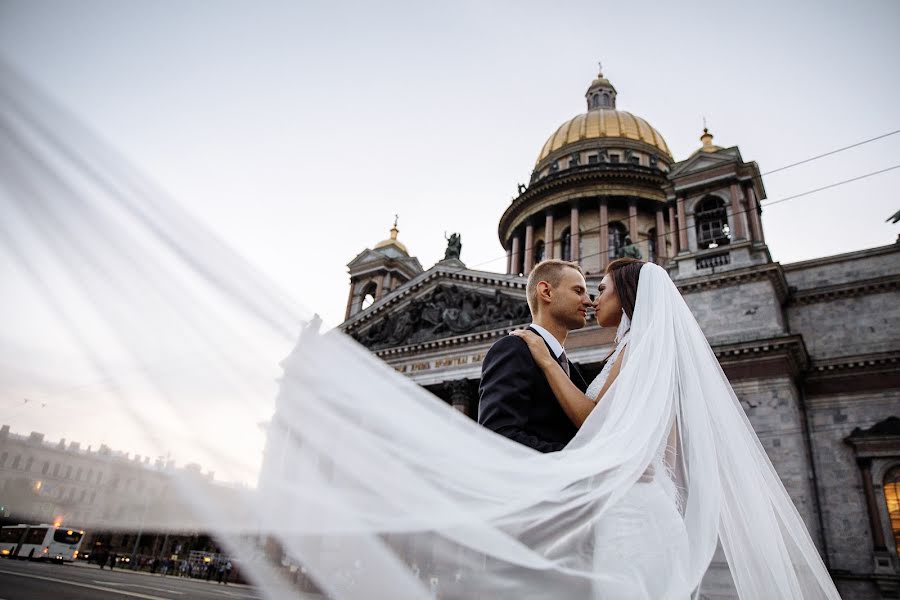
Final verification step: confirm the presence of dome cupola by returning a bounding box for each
[531,68,672,181]
[585,63,617,110]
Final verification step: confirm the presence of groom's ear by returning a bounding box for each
[536,280,553,305]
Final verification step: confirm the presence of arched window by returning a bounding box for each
[534,240,545,264]
[608,222,628,259]
[601,93,610,107]
[360,282,377,311]
[885,465,900,559]
[591,94,600,108]
[695,195,731,250]
[560,228,572,261]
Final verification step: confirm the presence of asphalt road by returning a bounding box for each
[0,559,264,600]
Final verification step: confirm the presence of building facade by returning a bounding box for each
[340,70,900,599]
[0,424,221,562]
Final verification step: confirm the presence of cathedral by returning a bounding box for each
[338,69,900,599]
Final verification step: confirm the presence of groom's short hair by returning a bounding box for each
[526,260,583,314]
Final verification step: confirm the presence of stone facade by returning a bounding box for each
[339,72,900,597]
[0,424,223,563]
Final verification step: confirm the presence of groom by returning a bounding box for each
[478,260,592,452]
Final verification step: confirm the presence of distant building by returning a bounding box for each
[338,69,900,599]
[0,424,220,561]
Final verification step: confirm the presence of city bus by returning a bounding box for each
[0,524,84,562]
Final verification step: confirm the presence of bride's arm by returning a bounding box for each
[508,330,623,428]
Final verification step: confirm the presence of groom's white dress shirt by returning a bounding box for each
[528,323,565,360]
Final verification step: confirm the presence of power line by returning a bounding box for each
[760,129,900,177]
[444,128,900,271]
[459,159,900,272]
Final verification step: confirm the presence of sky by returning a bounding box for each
[1,0,899,467]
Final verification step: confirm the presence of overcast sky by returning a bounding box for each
[1,0,898,464]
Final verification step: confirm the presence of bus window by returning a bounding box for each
[0,528,25,543]
[53,530,83,545]
[24,528,48,545]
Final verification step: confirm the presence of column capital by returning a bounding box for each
[443,379,473,417]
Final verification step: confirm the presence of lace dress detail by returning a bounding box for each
[585,330,629,402]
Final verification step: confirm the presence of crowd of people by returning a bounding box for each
[94,552,234,584]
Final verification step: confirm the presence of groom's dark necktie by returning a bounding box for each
[558,350,570,378]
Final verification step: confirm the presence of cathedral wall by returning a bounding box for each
[682,280,787,345]
[806,391,899,579]
[787,292,900,359]
[732,377,821,540]
[783,246,900,290]
[835,580,881,600]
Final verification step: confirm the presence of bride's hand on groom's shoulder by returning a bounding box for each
[509,329,555,369]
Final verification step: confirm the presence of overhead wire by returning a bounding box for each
[444,130,900,272]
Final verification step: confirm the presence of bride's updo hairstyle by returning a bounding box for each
[605,258,647,320]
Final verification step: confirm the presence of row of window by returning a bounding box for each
[1,451,106,484]
[524,223,659,265]
[589,92,613,109]
[518,194,733,268]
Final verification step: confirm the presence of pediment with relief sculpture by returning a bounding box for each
[342,269,530,351]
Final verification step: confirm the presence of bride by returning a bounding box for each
[511,257,692,599]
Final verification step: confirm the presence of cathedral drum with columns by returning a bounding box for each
[338,69,900,599]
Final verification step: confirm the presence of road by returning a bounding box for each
[0,559,264,600]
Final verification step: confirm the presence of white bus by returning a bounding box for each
[0,524,84,562]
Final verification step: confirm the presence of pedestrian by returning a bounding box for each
[216,561,225,584]
[224,560,232,585]
[108,553,117,570]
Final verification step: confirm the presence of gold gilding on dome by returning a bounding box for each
[536,109,672,166]
[374,219,409,254]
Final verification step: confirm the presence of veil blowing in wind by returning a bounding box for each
[0,60,841,599]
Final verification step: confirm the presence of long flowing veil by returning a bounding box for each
[0,60,841,599]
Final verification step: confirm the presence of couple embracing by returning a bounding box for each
[476,258,841,599]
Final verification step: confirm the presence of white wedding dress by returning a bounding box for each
[585,329,692,599]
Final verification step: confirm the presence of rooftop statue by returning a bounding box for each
[444,232,462,261]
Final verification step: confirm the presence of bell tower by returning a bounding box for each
[664,127,772,279]
[344,218,423,320]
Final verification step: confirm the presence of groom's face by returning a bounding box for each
[547,267,592,331]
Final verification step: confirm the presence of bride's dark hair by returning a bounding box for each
[605,258,646,320]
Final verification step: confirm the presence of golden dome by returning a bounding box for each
[374,219,409,255]
[536,109,672,166]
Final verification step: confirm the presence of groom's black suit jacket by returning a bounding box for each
[477,327,588,453]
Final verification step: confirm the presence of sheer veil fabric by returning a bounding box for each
[0,62,841,599]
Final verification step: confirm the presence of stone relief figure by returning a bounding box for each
[351,285,530,349]
[388,297,423,344]
[569,152,580,167]
[444,233,462,261]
